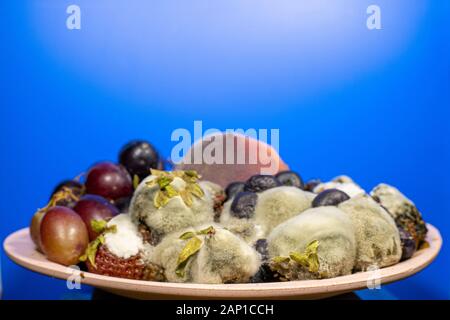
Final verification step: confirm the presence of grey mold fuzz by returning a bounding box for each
[371,183,427,246]
[338,194,402,271]
[267,207,356,280]
[220,186,313,244]
[129,175,215,237]
[151,224,260,284]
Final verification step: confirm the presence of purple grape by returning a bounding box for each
[85,162,133,201]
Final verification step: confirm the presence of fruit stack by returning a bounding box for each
[29,135,428,284]
[30,141,166,280]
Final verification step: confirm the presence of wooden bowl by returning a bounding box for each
[3,224,442,299]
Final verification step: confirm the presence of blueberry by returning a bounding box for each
[250,264,279,283]
[230,192,258,219]
[304,179,322,192]
[255,239,269,261]
[225,182,246,200]
[244,175,281,193]
[312,189,350,207]
[398,227,416,261]
[275,171,304,189]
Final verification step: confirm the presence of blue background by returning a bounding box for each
[1,0,449,299]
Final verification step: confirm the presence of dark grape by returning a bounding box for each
[50,180,84,207]
[112,196,132,213]
[119,140,160,180]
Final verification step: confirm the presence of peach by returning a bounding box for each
[175,132,289,188]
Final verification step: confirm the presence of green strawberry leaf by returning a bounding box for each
[176,236,203,278]
[179,231,196,240]
[133,175,140,189]
[197,226,215,236]
[91,219,107,234]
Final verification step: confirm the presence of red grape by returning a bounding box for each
[30,209,46,251]
[85,162,133,200]
[40,206,89,266]
[73,194,119,240]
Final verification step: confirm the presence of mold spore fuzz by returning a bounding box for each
[254,186,312,234]
[370,183,428,246]
[314,176,365,198]
[220,186,312,243]
[151,224,261,284]
[338,194,401,270]
[104,214,145,259]
[219,198,264,244]
[267,206,356,279]
[129,175,215,236]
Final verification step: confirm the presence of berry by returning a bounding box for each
[304,179,322,192]
[85,162,133,201]
[86,245,165,281]
[40,206,89,266]
[275,171,304,189]
[230,192,258,219]
[86,245,143,279]
[398,226,416,261]
[225,182,245,200]
[138,223,161,246]
[244,175,280,193]
[255,239,269,261]
[73,194,119,240]
[119,140,160,181]
[312,189,350,207]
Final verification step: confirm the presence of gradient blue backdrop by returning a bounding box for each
[1,1,449,299]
